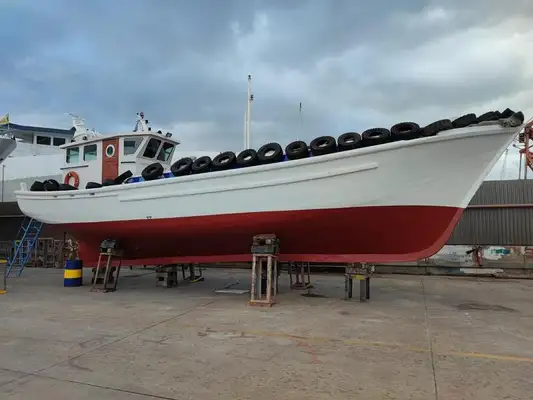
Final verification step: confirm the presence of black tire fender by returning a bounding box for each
[191,156,212,174]
[114,170,133,184]
[338,132,362,151]
[452,113,476,128]
[30,181,45,192]
[102,179,116,186]
[86,181,102,189]
[390,122,421,141]
[43,179,60,191]
[285,140,309,160]
[58,183,78,191]
[421,119,453,137]
[212,151,237,171]
[310,136,337,156]
[142,162,164,181]
[500,108,514,119]
[170,157,193,176]
[476,111,501,123]
[236,149,258,167]
[257,143,283,164]
[361,128,391,146]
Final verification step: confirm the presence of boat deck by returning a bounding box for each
[1,268,531,399]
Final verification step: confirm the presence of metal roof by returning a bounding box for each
[0,123,75,136]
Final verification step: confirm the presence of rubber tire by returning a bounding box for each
[422,119,453,137]
[285,140,309,160]
[500,108,514,119]
[452,113,477,128]
[30,181,45,192]
[170,157,193,176]
[142,162,164,181]
[257,143,284,164]
[43,179,60,191]
[59,183,77,191]
[236,149,258,167]
[361,128,391,146]
[212,151,237,171]
[114,170,133,184]
[514,111,525,124]
[102,179,116,186]
[390,122,421,141]
[310,136,337,156]
[338,132,362,151]
[191,156,212,174]
[86,181,102,189]
[476,111,501,123]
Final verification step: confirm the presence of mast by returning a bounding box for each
[245,74,253,149]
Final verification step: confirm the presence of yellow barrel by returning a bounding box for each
[64,259,83,287]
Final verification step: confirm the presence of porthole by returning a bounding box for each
[105,144,115,158]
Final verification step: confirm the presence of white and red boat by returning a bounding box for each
[14,110,525,266]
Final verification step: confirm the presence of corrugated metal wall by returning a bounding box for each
[448,180,533,245]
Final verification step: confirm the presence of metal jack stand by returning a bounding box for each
[91,239,123,293]
[249,234,279,307]
[288,262,313,290]
[181,263,204,283]
[156,265,178,288]
[345,263,374,302]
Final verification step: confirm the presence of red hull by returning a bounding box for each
[54,205,464,266]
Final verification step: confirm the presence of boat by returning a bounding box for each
[0,114,17,164]
[14,109,526,266]
[0,133,17,165]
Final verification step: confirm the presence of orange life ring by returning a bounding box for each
[64,171,80,188]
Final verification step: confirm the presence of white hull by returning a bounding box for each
[16,123,521,224]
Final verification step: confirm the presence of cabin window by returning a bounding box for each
[66,147,80,164]
[156,142,175,162]
[36,135,51,145]
[105,144,116,158]
[123,138,141,155]
[84,144,98,161]
[53,137,66,146]
[142,138,161,158]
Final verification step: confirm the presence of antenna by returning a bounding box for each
[245,74,253,149]
[298,102,303,141]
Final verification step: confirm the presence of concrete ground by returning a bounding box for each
[0,268,532,399]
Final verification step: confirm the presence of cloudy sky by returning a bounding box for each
[1,0,532,179]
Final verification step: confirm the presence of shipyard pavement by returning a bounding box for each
[0,268,532,399]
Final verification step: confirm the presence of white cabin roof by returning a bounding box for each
[60,130,181,149]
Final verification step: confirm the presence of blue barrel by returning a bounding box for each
[64,259,83,287]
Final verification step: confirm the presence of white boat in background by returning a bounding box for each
[0,134,17,164]
[15,108,526,266]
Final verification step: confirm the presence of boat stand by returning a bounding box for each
[249,234,279,307]
[91,239,123,293]
[288,262,313,290]
[181,263,204,283]
[344,263,374,302]
[156,265,179,288]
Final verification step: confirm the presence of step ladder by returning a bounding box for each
[7,217,43,277]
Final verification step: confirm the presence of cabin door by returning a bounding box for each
[102,138,119,182]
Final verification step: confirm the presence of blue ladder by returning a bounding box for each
[7,217,43,277]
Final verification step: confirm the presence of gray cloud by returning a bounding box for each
[1,0,533,157]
